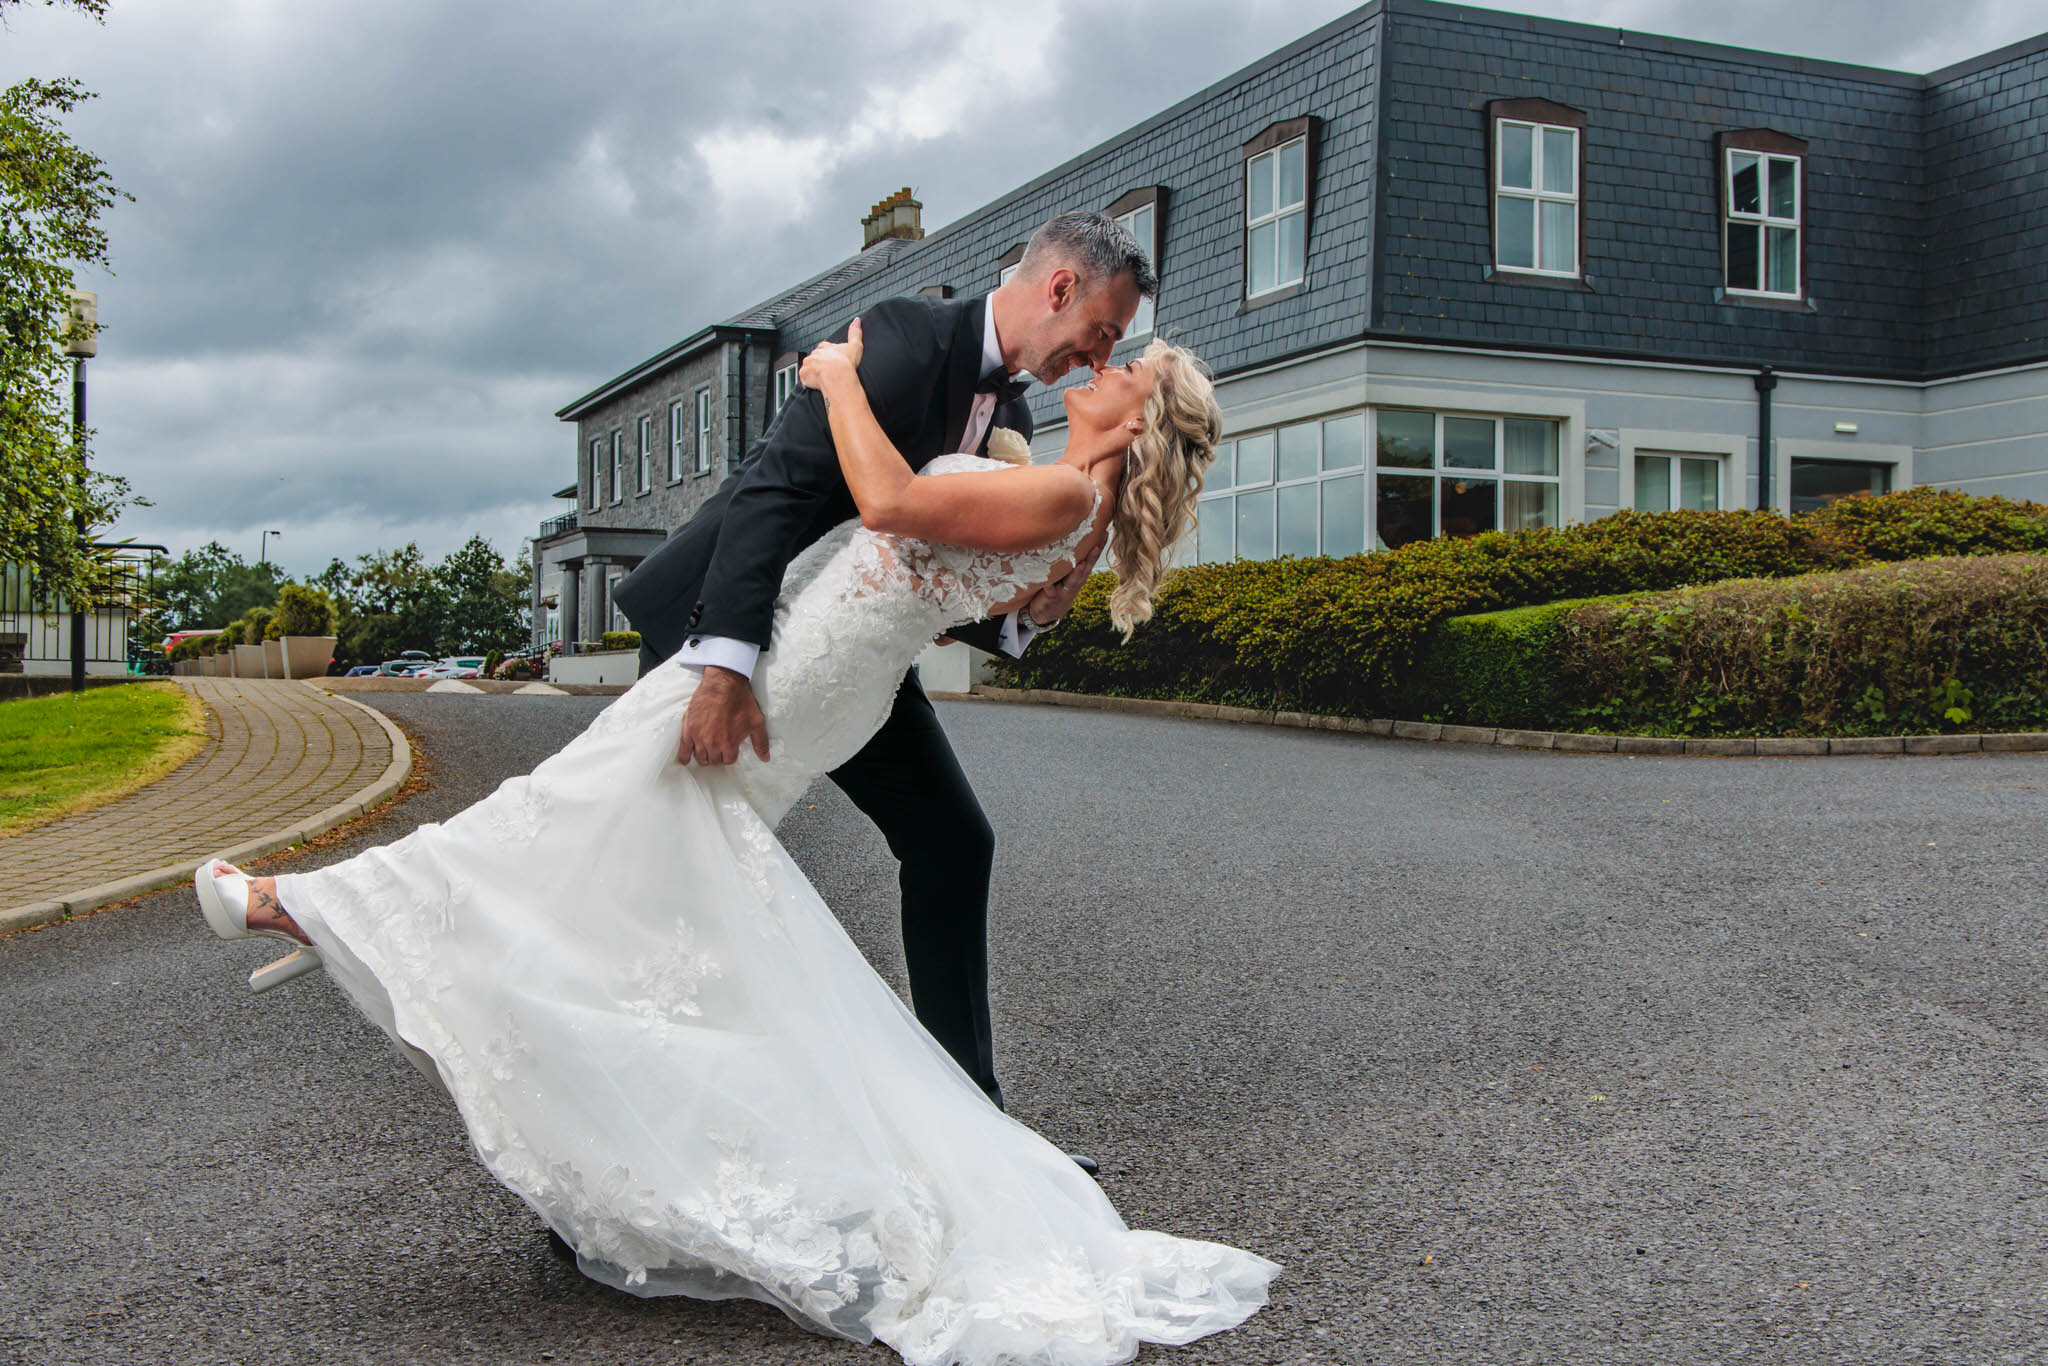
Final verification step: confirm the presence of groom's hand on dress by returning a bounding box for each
[679,666,770,767]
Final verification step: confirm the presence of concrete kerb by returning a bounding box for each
[959,687,2048,759]
[0,684,413,937]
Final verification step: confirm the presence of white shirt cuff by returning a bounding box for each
[995,611,1039,658]
[674,634,760,678]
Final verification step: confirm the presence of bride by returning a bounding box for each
[193,323,1279,1365]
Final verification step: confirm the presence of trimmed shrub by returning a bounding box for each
[995,489,2048,719]
[268,584,337,638]
[1554,555,2048,736]
[1402,597,1604,727]
[599,630,642,652]
[482,648,503,679]
[238,606,274,646]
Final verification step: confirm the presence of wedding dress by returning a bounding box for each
[272,456,1278,1365]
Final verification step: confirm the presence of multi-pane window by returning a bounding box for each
[668,399,685,479]
[1197,414,1370,564]
[1634,453,1723,513]
[587,439,601,510]
[636,415,651,494]
[693,390,711,475]
[609,430,622,504]
[1245,135,1307,298]
[1725,150,1801,297]
[1495,118,1579,276]
[998,263,1020,287]
[1113,201,1156,336]
[773,363,800,415]
[1373,410,1561,550]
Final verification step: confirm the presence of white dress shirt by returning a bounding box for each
[679,301,1038,677]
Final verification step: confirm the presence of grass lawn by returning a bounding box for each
[0,683,208,836]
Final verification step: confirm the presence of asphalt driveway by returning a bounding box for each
[2,692,2042,1365]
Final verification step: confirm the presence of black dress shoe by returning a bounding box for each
[546,1228,577,1262]
[1069,1152,1100,1177]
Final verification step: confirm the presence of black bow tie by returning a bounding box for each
[975,370,1031,405]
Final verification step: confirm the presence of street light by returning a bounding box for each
[65,289,98,694]
[260,529,283,565]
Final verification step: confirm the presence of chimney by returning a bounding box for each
[861,187,924,250]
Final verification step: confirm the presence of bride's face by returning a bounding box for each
[1062,356,1155,439]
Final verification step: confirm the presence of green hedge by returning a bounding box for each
[1563,556,2048,736]
[599,630,642,652]
[993,487,2048,720]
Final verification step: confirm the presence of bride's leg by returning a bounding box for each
[246,876,313,946]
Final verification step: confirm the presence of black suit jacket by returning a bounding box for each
[613,293,1034,664]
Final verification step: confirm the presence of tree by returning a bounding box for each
[1,2,135,607]
[146,541,287,630]
[436,534,528,655]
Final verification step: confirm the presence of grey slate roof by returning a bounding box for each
[559,0,2048,426]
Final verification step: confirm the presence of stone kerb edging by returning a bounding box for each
[955,687,2048,757]
[0,684,413,935]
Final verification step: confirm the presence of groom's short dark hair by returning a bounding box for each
[1019,210,1158,300]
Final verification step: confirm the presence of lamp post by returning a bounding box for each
[65,290,98,694]
[260,529,283,566]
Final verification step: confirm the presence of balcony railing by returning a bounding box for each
[539,509,579,539]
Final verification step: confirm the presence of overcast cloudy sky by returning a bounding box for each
[4,0,2040,582]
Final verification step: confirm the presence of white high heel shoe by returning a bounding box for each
[193,859,324,993]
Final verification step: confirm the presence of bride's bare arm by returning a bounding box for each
[802,320,1095,554]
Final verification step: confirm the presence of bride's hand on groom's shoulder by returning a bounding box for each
[800,317,865,399]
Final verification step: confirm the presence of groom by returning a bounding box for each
[614,211,1155,1142]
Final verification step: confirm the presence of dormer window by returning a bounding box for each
[1719,130,1807,301]
[1107,187,1165,338]
[1487,99,1585,281]
[1242,117,1317,305]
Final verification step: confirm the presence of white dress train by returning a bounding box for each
[274,456,1278,1366]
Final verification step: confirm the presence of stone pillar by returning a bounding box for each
[560,563,580,646]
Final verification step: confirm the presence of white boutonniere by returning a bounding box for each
[985,427,1032,466]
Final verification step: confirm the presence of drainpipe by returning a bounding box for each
[736,342,749,470]
[1753,365,1778,512]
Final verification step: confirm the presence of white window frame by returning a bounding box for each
[668,399,685,480]
[1244,136,1308,299]
[1493,118,1580,278]
[1189,413,1371,564]
[1723,149,1802,299]
[1113,201,1157,338]
[609,430,622,505]
[693,389,712,476]
[1367,408,1568,550]
[636,415,651,494]
[1617,429,1749,514]
[998,263,1020,288]
[773,363,800,415]
[586,439,601,510]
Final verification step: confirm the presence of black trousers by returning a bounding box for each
[645,648,1002,1108]
[826,669,1003,1109]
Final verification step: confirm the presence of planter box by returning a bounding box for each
[233,643,267,678]
[547,650,642,686]
[262,640,284,677]
[202,654,224,676]
[279,635,336,679]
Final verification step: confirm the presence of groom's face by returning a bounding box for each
[1025,269,1142,385]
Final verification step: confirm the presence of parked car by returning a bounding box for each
[415,655,487,681]
[345,665,381,677]
[378,660,427,677]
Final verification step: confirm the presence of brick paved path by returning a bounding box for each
[0,679,397,914]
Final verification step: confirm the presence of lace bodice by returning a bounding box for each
[586,454,1099,820]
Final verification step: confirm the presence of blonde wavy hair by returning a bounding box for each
[1105,338,1222,638]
